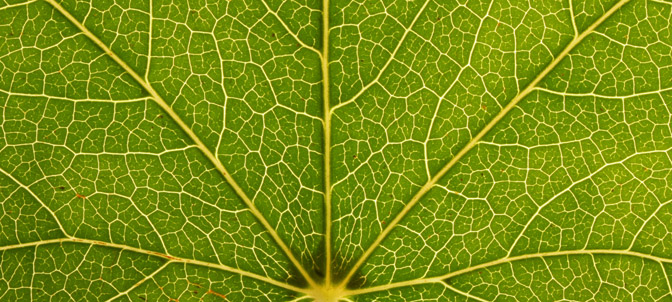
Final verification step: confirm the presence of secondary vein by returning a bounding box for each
[0,238,309,294]
[329,0,432,114]
[336,0,632,289]
[0,166,69,237]
[259,0,322,58]
[343,248,672,297]
[44,0,318,290]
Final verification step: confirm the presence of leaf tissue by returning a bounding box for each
[1,0,672,301]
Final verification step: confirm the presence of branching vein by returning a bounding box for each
[337,0,632,289]
[44,0,317,290]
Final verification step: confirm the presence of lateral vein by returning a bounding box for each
[0,166,70,237]
[337,0,632,288]
[44,0,317,289]
[103,261,172,302]
[0,238,309,294]
[344,249,672,297]
[259,0,322,57]
[329,0,432,113]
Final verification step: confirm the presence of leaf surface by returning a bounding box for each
[1,0,672,301]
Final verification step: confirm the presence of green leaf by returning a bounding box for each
[1,0,671,301]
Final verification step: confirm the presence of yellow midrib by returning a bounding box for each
[335,0,632,290]
[322,0,333,286]
[44,0,318,290]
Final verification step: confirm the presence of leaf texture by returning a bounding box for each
[1,0,672,301]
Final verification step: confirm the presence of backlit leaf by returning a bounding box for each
[1,0,671,301]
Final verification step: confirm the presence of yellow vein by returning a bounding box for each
[0,166,69,237]
[444,283,489,302]
[288,296,315,302]
[534,86,672,99]
[103,260,172,302]
[661,261,672,296]
[322,0,333,286]
[344,249,672,297]
[336,0,631,288]
[507,147,672,258]
[0,237,309,294]
[0,0,36,12]
[651,0,672,6]
[146,0,153,81]
[329,0,432,113]
[0,88,153,103]
[568,0,579,37]
[259,0,322,57]
[44,0,318,289]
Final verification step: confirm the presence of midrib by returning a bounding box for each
[336,0,632,289]
[45,0,318,290]
[322,0,334,286]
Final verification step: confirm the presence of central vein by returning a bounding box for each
[321,0,333,287]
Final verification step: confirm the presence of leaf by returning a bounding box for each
[1,0,671,301]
